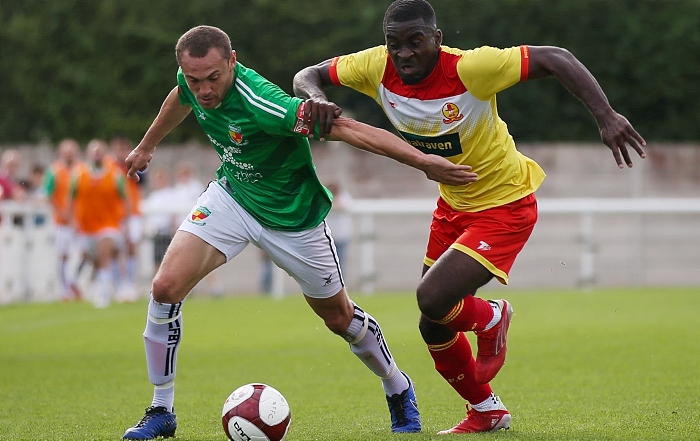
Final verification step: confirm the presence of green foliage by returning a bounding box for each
[0,288,699,440]
[0,0,698,143]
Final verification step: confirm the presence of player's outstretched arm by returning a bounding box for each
[527,46,646,168]
[125,87,192,181]
[329,117,477,186]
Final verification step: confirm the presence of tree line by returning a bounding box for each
[0,0,697,144]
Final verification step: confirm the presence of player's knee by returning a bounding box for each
[418,315,453,344]
[151,274,185,304]
[416,283,450,321]
[321,311,353,336]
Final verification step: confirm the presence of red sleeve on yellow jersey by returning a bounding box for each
[329,57,341,86]
[328,46,388,100]
[520,45,530,81]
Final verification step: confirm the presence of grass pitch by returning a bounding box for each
[1,288,698,441]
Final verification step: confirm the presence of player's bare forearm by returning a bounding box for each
[528,46,612,122]
[329,117,477,186]
[126,87,191,181]
[528,46,646,167]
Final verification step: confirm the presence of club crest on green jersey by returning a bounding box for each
[228,123,248,146]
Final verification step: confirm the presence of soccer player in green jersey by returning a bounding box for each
[121,25,476,440]
[294,0,646,434]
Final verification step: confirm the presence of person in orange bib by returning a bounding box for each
[44,138,83,301]
[70,139,128,308]
[111,135,144,301]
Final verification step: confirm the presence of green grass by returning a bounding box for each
[1,288,699,441]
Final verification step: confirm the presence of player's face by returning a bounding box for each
[385,18,442,85]
[180,48,236,109]
[58,140,79,164]
[87,140,108,166]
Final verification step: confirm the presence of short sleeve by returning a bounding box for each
[456,46,527,101]
[243,80,310,138]
[330,46,388,100]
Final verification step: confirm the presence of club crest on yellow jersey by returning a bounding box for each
[442,102,464,124]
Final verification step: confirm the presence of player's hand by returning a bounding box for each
[599,112,646,168]
[125,146,153,182]
[422,156,478,186]
[303,98,342,141]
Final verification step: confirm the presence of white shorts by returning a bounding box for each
[177,181,344,298]
[54,224,76,257]
[78,227,124,256]
[127,215,143,244]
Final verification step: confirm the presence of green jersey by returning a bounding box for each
[176,62,331,231]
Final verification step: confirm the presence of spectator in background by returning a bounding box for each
[0,149,21,202]
[0,149,25,226]
[16,164,48,226]
[112,135,144,301]
[172,161,205,204]
[44,139,83,301]
[70,139,128,308]
[28,165,47,199]
[325,181,354,271]
[143,167,177,275]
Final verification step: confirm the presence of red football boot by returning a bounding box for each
[474,299,513,384]
[438,402,511,434]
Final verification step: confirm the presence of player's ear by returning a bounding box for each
[230,50,237,68]
[434,29,443,48]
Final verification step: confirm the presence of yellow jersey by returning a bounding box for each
[330,44,545,212]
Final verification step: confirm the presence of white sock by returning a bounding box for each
[344,303,409,396]
[58,259,69,298]
[95,268,112,307]
[483,301,502,331]
[143,296,183,411]
[152,381,175,412]
[127,257,138,284]
[111,260,122,285]
[472,393,504,412]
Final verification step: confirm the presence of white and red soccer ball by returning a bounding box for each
[222,383,291,441]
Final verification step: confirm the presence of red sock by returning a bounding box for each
[428,332,492,403]
[435,295,494,332]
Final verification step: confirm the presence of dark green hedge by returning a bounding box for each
[1,0,697,143]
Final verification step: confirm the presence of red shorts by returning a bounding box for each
[424,194,538,284]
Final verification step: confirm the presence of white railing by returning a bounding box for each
[2,198,700,303]
[350,198,700,293]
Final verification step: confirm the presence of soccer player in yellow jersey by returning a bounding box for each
[294,0,646,434]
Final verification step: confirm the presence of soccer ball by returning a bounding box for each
[222,383,291,441]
